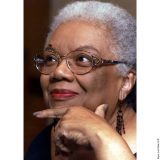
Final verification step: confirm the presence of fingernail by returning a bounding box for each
[102,104,108,110]
[33,111,41,117]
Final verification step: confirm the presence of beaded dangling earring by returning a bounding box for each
[116,101,125,135]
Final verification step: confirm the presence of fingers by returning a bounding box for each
[33,104,108,118]
[55,130,91,153]
[94,104,108,118]
[33,106,68,118]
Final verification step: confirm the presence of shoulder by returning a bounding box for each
[25,124,52,160]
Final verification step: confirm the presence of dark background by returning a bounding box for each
[24,0,136,153]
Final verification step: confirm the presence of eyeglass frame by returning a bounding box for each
[33,44,128,75]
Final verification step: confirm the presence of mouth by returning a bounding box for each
[50,89,79,101]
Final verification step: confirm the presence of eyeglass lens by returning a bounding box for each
[35,51,93,75]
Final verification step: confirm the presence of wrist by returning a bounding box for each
[88,129,135,160]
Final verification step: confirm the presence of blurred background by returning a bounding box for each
[24,0,136,153]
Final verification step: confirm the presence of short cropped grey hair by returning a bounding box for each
[46,1,136,75]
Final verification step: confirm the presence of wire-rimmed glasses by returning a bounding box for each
[34,44,127,75]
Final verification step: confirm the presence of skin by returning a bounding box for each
[34,21,136,160]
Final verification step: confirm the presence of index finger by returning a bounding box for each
[33,106,69,118]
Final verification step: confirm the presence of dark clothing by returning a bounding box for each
[25,124,137,160]
[25,125,52,160]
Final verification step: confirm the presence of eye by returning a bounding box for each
[45,54,58,66]
[75,54,92,67]
[35,56,45,65]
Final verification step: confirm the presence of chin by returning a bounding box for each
[48,99,82,109]
[47,94,86,108]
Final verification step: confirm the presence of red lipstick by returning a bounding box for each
[50,89,78,101]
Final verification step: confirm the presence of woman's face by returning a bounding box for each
[40,21,125,119]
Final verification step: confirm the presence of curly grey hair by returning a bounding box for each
[45,1,136,75]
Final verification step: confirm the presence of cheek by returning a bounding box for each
[40,75,50,104]
[40,75,49,91]
[77,68,122,106]
[80,69,117,92]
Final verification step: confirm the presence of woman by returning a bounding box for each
[26,1,136,160]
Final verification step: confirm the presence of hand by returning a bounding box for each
[33,104,108,153]
[33,104,135,160]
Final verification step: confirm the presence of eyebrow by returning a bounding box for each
[74,45,100,53]
[44,44,60,55]
[45,44,100,55]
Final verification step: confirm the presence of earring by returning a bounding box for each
[116,101,125,135]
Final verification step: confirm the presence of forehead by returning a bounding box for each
[48,20,116,58]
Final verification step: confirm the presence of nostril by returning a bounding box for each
[49,61,75,83]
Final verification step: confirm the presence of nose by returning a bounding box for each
[49,59,74,82]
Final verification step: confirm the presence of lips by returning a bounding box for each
[50,89,79,101]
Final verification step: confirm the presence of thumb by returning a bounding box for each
[95,104,108,118]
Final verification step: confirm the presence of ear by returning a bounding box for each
[119,71,136,101]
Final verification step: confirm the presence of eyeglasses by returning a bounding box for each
[34,44,127,75]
